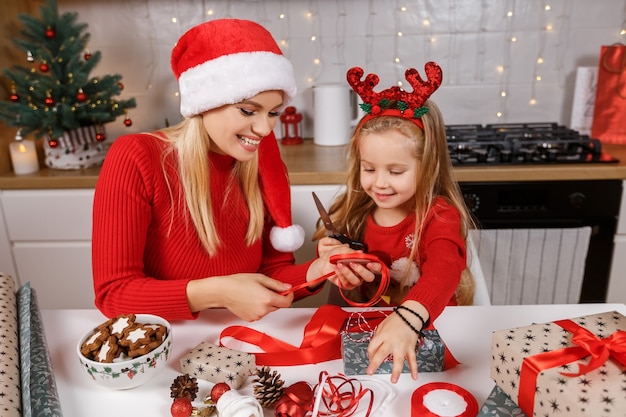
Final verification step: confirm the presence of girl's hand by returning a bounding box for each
[186,273,294,321]
[366,301,428,383]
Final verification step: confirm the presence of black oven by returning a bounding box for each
[460,180,622,303]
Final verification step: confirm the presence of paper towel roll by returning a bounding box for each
[313,84,359,146]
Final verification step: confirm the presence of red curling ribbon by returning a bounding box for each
[411,382,477,417]
[280,253,390,308]
[313,371,374,417]
[275,381,314,417]
[517,318,626,416]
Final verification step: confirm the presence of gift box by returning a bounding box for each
[491,310,626,417]
[476,384,526,417]
[342,329,445,375]
[180,341,255,389]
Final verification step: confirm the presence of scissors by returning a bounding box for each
[312,192,368,253]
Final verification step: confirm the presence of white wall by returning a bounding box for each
[57,0,625,141]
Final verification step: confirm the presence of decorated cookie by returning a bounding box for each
[80,327,110,358]
[96,335,121,363]
[119,324,155,351]
[109,313,136,338]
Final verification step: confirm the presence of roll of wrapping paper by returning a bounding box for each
[0,273,21,417]
[17,282,63,417]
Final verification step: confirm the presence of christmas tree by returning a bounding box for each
[0,0,136,145]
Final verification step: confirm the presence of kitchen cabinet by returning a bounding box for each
[0,189,95,309]
[0,185,347,309]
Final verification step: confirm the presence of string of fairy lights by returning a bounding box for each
[124,0,626,125]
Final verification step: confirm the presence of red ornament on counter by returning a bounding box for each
[170,397,193,417]
[279,106,303,145]
[210,382,231,403]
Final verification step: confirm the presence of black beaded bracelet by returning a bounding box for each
[395,305,428,329]
[393,307,424,338]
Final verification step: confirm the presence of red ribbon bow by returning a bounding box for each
[518,317,626,416]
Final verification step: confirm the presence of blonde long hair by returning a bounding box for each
[158,116,265,256]
[314,100,476,305]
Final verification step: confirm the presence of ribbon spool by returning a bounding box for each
[411,382,478,417]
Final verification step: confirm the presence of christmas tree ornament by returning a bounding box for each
[118,82,124,90]
[84,49,92,60]
[95,126,106,141]
[123,115,132,127]
[170,397,193,417]
[76,88,87,103]
[170,374,199,401]
[26,50,34,62]
[10,83,19,102]
[253,366,285,408]
[45,26,55,38]
[38,61,49,73]
[44,93,54,106]
[209,382,231,403]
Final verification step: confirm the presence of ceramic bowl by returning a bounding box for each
[76,314,172,390]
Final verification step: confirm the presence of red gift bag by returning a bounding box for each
[591,43,626,144]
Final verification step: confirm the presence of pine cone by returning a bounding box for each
[253,366,285,408]
[170,374,199,401]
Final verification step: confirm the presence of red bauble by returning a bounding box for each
[118,82,124,90]
[210,382,231,403]
[76,91,87,102]
[170,398,192,417]
[45,27,55,38]
[10,93,19,102]
[45,96,54,106]
[48,139,59,148]
[39,63,49,73]
[96,132,106,141]
[84,52,92,60]
[124,117,132,127]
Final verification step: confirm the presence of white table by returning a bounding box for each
[42,303,626,417]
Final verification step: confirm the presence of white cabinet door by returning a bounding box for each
[13,241,95,309]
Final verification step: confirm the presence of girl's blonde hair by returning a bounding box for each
[314,100,476,305]
[157,116,265,256]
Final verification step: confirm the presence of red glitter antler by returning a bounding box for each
[347,62,443,118]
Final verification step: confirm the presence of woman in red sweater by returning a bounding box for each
[92,19,370,322]
[315,63,476,383]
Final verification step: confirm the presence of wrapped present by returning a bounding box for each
[342,329,445,375]
[476,384,526,417]
[180,341,255,389]
[491,310,626,417]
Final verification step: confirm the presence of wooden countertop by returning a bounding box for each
[2,140,626,189]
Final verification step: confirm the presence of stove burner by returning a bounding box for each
[445,122,618,166]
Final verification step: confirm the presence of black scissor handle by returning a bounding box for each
[331,234,368,253]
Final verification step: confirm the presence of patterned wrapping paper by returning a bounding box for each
[342,329,445,375]
[0,273,21,417]
[476,384,527,417]
[491,310,626,417]
[17,282,63,417]
[180,341,256,389]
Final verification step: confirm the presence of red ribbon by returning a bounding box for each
[517,318,626,416]
[280,253,390,307]
[411,382,478,417]
[274,381,314,417]
[313,371,374,417]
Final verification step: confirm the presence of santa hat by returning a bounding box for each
[171,18,297,118]
[171,19,303,252]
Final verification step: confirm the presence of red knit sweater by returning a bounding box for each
[361,199,466,320]
[92,133,311,320]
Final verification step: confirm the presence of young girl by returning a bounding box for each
[315,62,476,383]
[91,19,369,322]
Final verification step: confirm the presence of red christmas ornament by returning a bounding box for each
[96,131,106,141]
[84,50,92,60]
[170,397,193,417]
[123,116,133,127]
[76,89,87,102]
[118,82,124,90]
[45,96,54,106]
[210,382,231,403]
[48,138,59,148]
[45,27,55,39]
[10,93,19,102]
[39,62,49,73]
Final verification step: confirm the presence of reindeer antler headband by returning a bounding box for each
[347,61,443,130]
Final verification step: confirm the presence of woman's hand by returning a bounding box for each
[186,273,294,321]
[366,301,429,383]
[309,237,381,290]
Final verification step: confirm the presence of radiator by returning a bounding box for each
[468,227,592,305]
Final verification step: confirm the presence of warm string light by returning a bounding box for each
[498,0,516,119]
[306,2,322,85]
[529,4,552,107]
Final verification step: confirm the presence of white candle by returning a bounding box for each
[9,139,39,175]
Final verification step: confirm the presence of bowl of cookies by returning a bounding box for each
[76,313,172,390]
